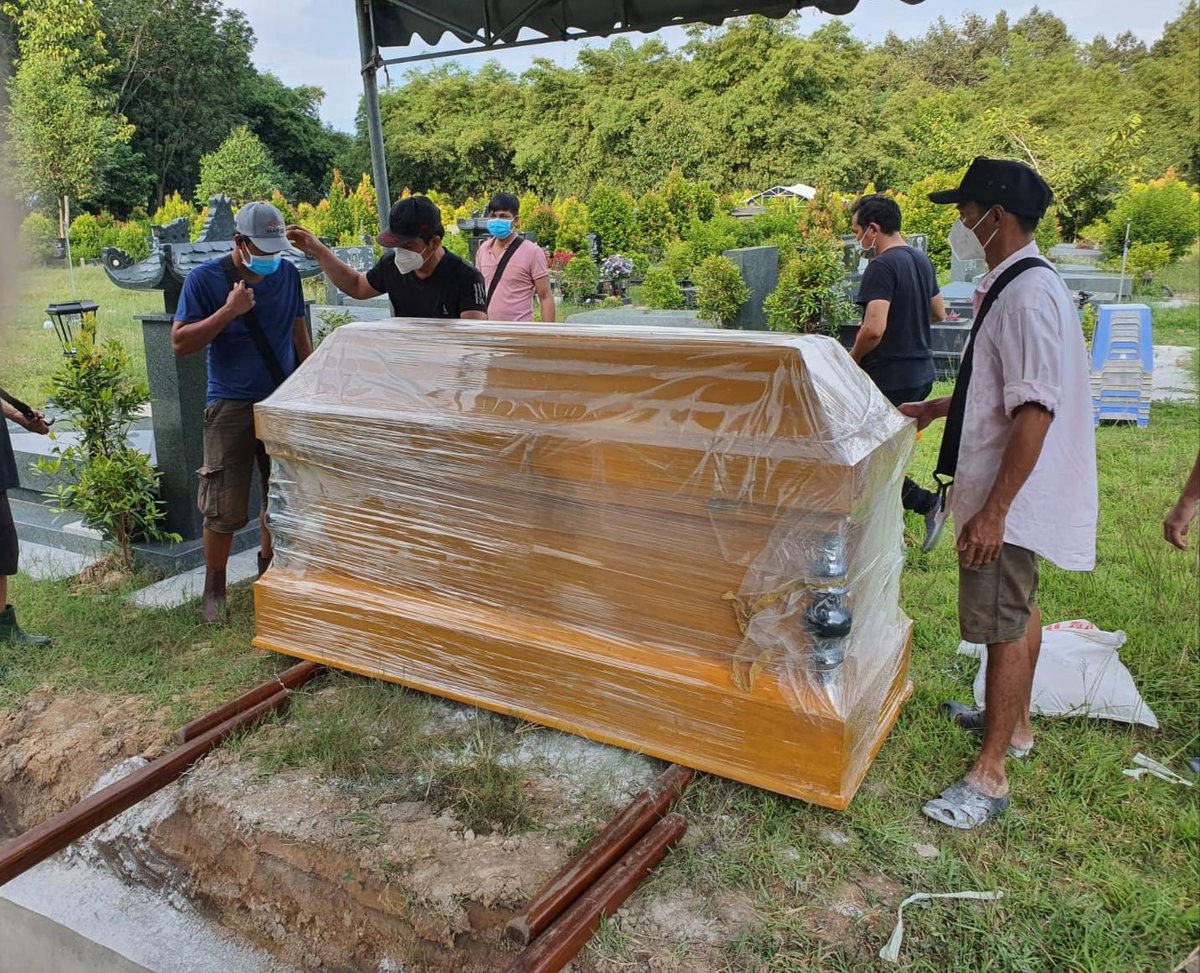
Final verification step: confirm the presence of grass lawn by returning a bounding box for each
[1,261,1197,970]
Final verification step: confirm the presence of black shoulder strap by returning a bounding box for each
[484,236,525,309]
[219,255,288,390]
[933,256,1054,486]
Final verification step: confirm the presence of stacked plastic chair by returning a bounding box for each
[1091,303,1152,427]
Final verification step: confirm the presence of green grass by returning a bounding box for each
[0,265,154,407]
[1150,303,1199,348]
[1,269,1197,970]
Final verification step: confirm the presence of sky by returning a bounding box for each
[226,0,1189,134]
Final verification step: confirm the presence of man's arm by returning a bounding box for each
[1164,450,1200,550]
[172,280,253,356]
[286,226,382,302]
[930,293,947,324]
[534,274,556,323]
[2,401,49,435]
[957,402,1054,568]
[293,317,313,364]
[898,395,951,429]
[850,299,889,363]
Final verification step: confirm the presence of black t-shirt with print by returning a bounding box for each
[365,249,487,319]
[854,245,940,392]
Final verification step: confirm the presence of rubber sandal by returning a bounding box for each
[922,779,1009,830]
[1007,743,1034,759]
[939,701,986,735]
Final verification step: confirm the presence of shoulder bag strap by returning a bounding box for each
[219,255,288,390]
[933,256,1054,486]
[484,236,525,309]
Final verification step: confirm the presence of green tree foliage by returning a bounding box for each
[1094,171,1200,258]
[151,190,197,228]
[694,255,750,328]
[586,182,637,257]
[194,125,283,207]
[636,190,673,260]
[556,196,590,254]
[560,253,598,303]
[524,205,558,252]
[19,211,57,263]
[663,240,698,282]
[641,266,685,309]
[765,235,855,335]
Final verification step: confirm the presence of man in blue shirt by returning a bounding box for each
[172,201,312,623]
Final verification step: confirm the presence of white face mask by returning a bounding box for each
[948,210,999,262]
[855,227,877,260]
[393,243,427,275]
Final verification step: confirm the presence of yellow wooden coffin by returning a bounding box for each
[252,321,915,808]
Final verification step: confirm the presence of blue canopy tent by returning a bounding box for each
[353,0,927,225]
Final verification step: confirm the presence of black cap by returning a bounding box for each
[377,195,443,247]
[928,157,1053,219]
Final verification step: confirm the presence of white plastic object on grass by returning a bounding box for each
[879,890,1005,963]
[1123,753,1193,787]
[958,620,1158,729]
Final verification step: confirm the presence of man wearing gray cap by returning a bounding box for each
[172,201,312,624]
[901,158,1097,829]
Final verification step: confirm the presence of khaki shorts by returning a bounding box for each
[197,399,269,534]
[958,543,1039,644]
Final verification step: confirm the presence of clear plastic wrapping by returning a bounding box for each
[252,321,915,808]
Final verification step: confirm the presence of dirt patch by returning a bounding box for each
[0,691,171,836]
[0,691,765,972]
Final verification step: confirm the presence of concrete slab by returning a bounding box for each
[0,899,151,973]
[127,548,260,610]
[1152,344,1197,403]
[18,541,102,581]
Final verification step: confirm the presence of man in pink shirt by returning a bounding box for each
[475,193,555,323]
[902,158,1098,829]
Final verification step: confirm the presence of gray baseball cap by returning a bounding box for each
[234,201,292,254]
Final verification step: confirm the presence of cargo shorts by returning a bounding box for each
[197,399,270,534]
[958,543,1039,645]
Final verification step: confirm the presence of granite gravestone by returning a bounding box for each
[722,246,778,331]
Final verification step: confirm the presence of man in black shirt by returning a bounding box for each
[850,194,948,550]
[287,195,487,320]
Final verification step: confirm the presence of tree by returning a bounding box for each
[1094,171,1200,259]
[3,0,132,235]
[194,126,283,206]
[586,181,636,256]
[96,0,255,205]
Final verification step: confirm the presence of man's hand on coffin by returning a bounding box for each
[225,280,255,316]
[957,504,1005,569]
[898,396,949,432]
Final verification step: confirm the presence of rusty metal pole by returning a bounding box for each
[0,688,293,886]
[174,660,322,743]
[507,813,688,973]
[506,763,695,945]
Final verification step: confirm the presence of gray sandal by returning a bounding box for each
[922,779,1009,830]
[940,702,1033,759]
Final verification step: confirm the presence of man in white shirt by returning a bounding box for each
[901,158,1098,829]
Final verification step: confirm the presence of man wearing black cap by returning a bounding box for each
[287,195,487,321]
[900,158,1097,829]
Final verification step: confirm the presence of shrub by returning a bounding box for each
[694,255,749,328]
[1097,171,1200,259]
[764,234,856,336]
[114,224,150,262]
[636,190,674,259]
[556,196,590,254]
[1127,241,1174,288]
[38,322,178,568]
[68,211,103,260]
[683,211,740,261]
[524,204,559,252]
[560,253,598,303]
[641,266,686,309]
[443,229,470,259]
[626,250,650,281]
[19,211,57,264]
[587,181,637,257]
[151,191,195,228]
[663,240,698,282]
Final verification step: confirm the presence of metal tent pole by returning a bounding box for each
[356,0,392,232]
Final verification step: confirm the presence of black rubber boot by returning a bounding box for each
[202,569,227,625]
[0,604,51,647]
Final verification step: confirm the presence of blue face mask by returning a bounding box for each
[241,242,282,276]
[487,218,514,239]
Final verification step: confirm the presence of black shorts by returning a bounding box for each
[0,492,18,577]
